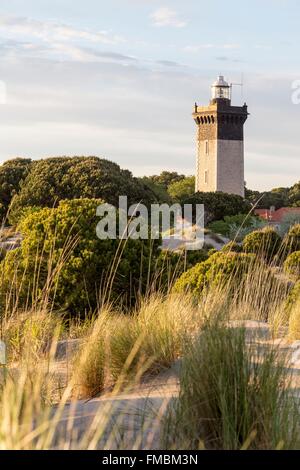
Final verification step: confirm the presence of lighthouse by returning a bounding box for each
[193,76,248,197]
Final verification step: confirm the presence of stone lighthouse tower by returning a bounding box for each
[193,76,248,197]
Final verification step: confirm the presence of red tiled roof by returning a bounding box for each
[255,207,300,223]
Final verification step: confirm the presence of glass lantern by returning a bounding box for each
[211,75,231,100]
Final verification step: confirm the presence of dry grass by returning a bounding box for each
[71,294,206,398]
[288,298,300,341]
[2,309,62,364]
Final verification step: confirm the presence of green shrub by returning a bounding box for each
[221,241,243,253]
[208,214,263,239]
[173,251,256,298]
[287,281,300,309]
[0,246,6,261]
[279,213,300,236]
[242,227,281,262]
[156,249,209,290]
[282,224,300,254]
[1,198,160,315]
[284,251,300,279]
[0,158,33,219]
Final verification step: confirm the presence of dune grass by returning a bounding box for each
[163,321,300,450]
[2,309,62,364]
[288,298,300,341]
[0,216,299,449]
[71,294,206,398]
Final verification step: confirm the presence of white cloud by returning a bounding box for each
[0,15,133,64]
[150,7,187,28]
[0,16,125,45]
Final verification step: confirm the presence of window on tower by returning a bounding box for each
[205,140,209,155]
[204,170,208,184]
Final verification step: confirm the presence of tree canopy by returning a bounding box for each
[8,157,155,224]
[168,176,195,202]
[0,158,32,219]
[183,191,251,224]
[245,183,300,209]
[147,171,185,190]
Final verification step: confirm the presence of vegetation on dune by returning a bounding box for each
[282,223,300,253]
[2,309,62,363]
[221,241,243,253]
[1,158,300,449]
[208,213,265,241]
[156,249,209,290]
[1,198,160,314]
[174,249,291,322]
[242,226,282,261]
[72,295,203,398]
[0,247,298,448]
[173,251,256,298]
[163,323,300,450]
[284,250,300,279]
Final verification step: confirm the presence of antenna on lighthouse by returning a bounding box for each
[230,73,244,102]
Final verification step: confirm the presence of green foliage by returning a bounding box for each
[147,171,185,190]
[139,176,171,203]
[8,157,155,224]
[157,249,209,289]
[167,176,195,202]
[288,281,300,309]
[245,182,300,209]
[183,192,251,225]
[173,251,255,298]
[288,181,300,207]
[3,310,62,363]
[1,198,160,315]
[284,251,300,279]
[242,227,281,261]
[0,158,32,220]
[221,241,243,253]
[208,214,263,240]
[73,295,203,398]
[0,246,7,262]
[282,224,300,253]
[279,213,300,236]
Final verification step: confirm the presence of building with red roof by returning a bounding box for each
[255,207,300,224]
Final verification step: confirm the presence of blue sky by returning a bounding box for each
[0,0,299,190]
